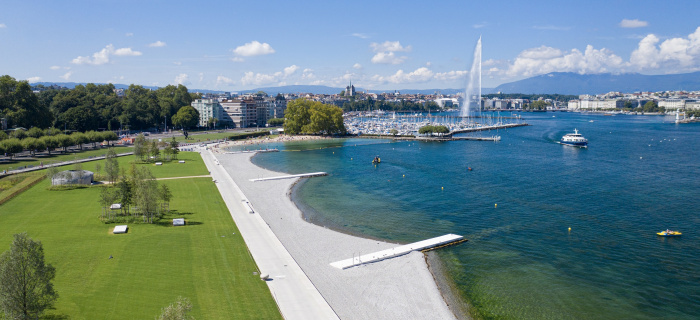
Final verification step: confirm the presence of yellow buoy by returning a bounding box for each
[441,187,444,190]
[403,175,405,178]
[495,203,498,208]
[568,227,571,232]
[333,152,334,154]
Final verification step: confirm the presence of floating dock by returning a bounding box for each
[250,172,328,182]
[330,234,465,269]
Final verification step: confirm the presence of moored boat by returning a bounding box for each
[559,129,588,147]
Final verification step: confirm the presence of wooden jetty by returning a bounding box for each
[250,172,328,182]
[330,234,466,269]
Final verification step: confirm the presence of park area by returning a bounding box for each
[0,151,282,319]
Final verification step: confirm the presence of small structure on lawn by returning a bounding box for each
[173,218,185,226]
[51,170,94,186]
[113,225,128,234]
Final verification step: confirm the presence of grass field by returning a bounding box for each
[79,151,210,180]
[0,152,281,319]
[160,130,273,143]
[0,146,134,173]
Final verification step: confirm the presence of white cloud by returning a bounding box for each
[434,70,468,81]
[125,32,134,37]
[284,65,299,76]
[27,76,41,83]
[233,41,275,57]
[353,63,362,69]
[620,19,649,28]
[173,61,182,66]
[302,68,315,79]
[148,41,166,48]
[174,73,189,85]
[50,66,61,70]
[240,65,300,86]
[231,57,244,62]
[71,44,142,65]
[374,67,434,84]
[241,72,279,86]
[505,44,624,77]
[216,75,235,86]
[370,41,411,65]
[473,23,486,29]
[370,41,411,53]
[60,71,72,80]
[630,27,700,71]
[371,51,407,64]
[113,47,142,56]
[352,33,369,39]
[0,23,6,28]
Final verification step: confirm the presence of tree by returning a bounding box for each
[156,297,194,320]
[70,132,89,150]
[159,184,172,213]
[0,138,22,158]
[133,133,148,161]
[149,140,160,162]
[0,233,58,320]
[169,137,179,160]
[284,99,346,135]
[9,129,26,140]
[419,125,449,135]
[104,148,119,184]
[267,118,284,127]
[26,127,44,139]
[171,106,199,130]
[390,128,399,136]
[39,135,58,155]
[54,134,72,153]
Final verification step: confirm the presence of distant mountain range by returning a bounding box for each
[493,72,700,95]
[31,71,700,97]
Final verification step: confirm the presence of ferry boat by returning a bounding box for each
[559,129,588,147]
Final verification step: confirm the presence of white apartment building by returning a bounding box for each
[191,99,223,127]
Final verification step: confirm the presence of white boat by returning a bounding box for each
[559,129,588,147]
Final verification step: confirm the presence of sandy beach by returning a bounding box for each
[212,134,335,151]
[211,142,459,320]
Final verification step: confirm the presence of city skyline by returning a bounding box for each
[1,0,699,91]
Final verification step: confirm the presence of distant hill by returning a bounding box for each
[32,82,160,91]
[493,72,700,95]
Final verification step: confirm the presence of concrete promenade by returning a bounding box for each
[200,148,339,320]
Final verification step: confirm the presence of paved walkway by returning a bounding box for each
[200,148,339,320]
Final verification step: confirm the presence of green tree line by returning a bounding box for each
[1,75,199,132]
[0,129,118,158]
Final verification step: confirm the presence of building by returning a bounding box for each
[345,82,356,97]
[191,99,223,127]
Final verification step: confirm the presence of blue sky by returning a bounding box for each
[1,0,699,91]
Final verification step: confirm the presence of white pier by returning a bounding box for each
[250,172,328,182]
[330,234,464,269]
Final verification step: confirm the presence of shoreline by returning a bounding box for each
[212,146,460,319]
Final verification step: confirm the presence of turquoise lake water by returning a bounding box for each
[243,112,699,319]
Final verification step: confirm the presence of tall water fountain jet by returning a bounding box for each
[461,36,482,118]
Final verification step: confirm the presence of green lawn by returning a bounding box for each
[79,151,210,179]
[0,154,281,319]
[160,129,272,143]
[0,146,134,173]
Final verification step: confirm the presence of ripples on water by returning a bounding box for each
[248,113,700,319]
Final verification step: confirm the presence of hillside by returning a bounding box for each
[493,72,700,95]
